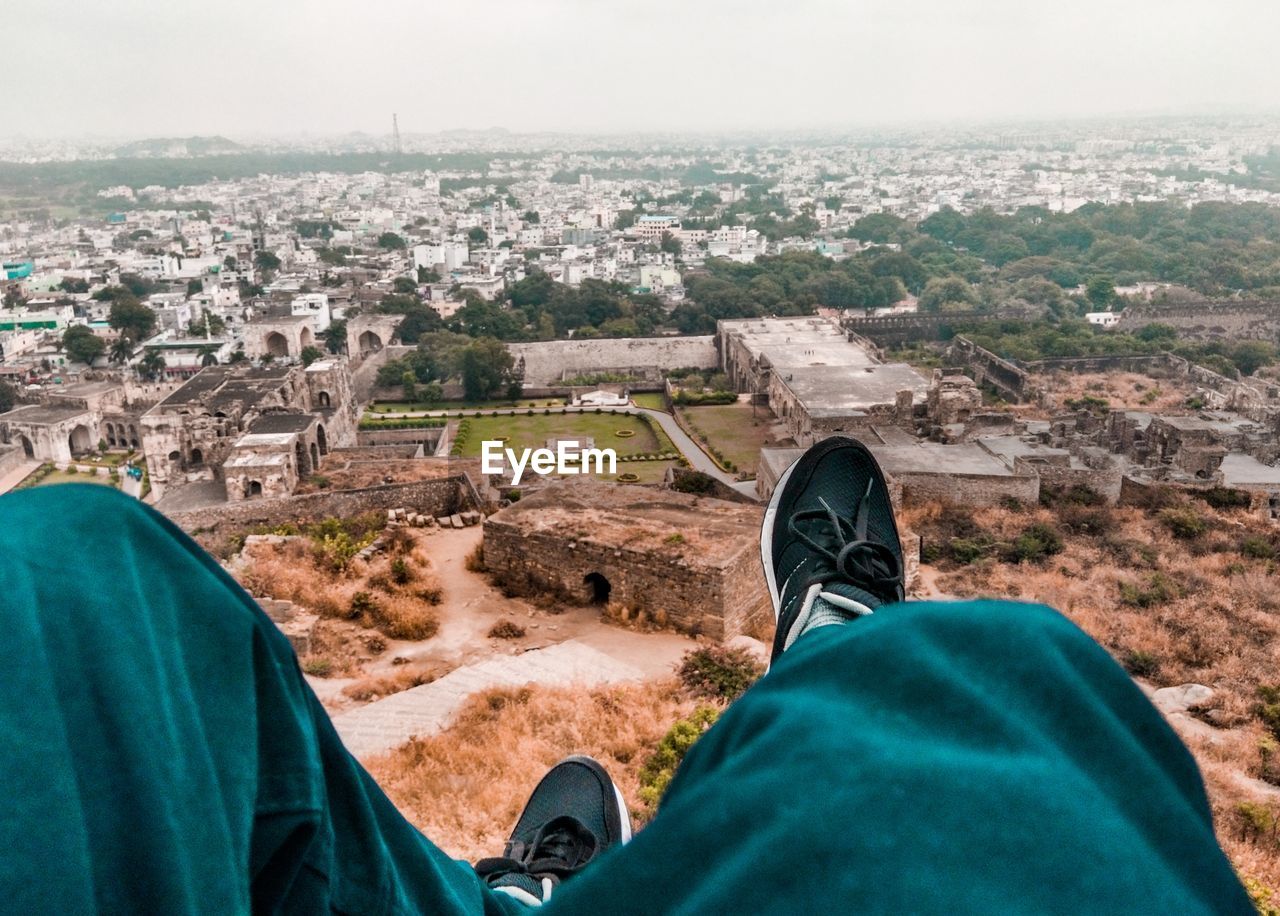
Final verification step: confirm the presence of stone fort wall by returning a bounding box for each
[481,520,771,641]
[168,477,471,553]
[1117,301,1280,341]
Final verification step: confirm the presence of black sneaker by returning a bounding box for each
[761,436,905,664]
[474,755,631,905]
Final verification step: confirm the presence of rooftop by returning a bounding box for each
[485,479,762,568]
[781,363,930,412]
[248,413,317,435]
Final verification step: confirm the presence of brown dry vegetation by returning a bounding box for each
[904,488,1280,891]
[237,526,443,675]
[365,680,699,861]
[1036,370,1196,414]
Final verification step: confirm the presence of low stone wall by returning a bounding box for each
[355,427,446,449]
[168,476,473,554]
[663,467,757,504]
[1017,458,1123,504]
[946,336,1035,403]
[894,469,1040,507]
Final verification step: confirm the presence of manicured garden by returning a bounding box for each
[677,403,780,476]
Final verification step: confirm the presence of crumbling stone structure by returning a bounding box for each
[482,480,771,641]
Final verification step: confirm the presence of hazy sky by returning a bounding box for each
[7,0,1280,139]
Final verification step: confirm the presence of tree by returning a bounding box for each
[420,381,444,406]
[401,370,417,401]
[2,286,24,309]
[109,337,134,366]
[322,319,347,354]
[108,297,157,342]
[198,345,220,367]
[137,351,166,381]
[63,326,105,365]
[417,266,441,284]
[918,277,975,313]
[300,345,324,367]
[523,210,540,224]
[254,251,281,272]
[1086,275,1117,308]
[378,232,406,250]
[660,231,682,257]
[199,312,227,336]
[59,277,89,294]
[393,276,418,294]
[186,278,203,296]
[459,337,515,401]
[0,381,16,414]
[467,227,489,246]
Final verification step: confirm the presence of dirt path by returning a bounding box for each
[313,526,697,714]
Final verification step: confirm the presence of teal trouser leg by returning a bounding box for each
[0,485,520,915]
[0,485,1251,913]
[545,600,1251,915]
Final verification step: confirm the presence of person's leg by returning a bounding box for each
[542,438,1251,914]
[0,484,522,915]
[546,599,1250,914]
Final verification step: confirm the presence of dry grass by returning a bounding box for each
[342,667,437,702]
[365,680,698,861]
[906,492,1280,892]
[1035,370,1196,414]
[236,529,444,669]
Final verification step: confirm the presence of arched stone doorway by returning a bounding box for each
[68,425,93,456]
[309,442,319,469]
[190,448,204,467]
[18,435,33,459]
[299,326,314,349]
[265,332,289,358]
[583,572,611,605]
[358,330,383,352]
[248,480,263,497]
[316,425,328,455]
[129,425,140,448]
[317,391,331,408]
[105,423,117,447]
[294,440,310,476]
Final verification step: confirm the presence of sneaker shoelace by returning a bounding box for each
[475,815,601,901]
[787,482,903,605]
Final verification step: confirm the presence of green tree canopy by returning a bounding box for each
[63,326,105,365]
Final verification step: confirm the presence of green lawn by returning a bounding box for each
[21,469,117,489]
[456,412,674,458]
[677,403,780,475]
[631,392,669,411]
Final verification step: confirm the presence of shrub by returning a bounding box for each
[1122,650,1160,678]
[1258,685,1280,740]
[301,656,333,677]
[1191,486,1252,510]
[664,533,685,545]
[1241,536,1276,560]
[1056,502,1115,536]
[1158,506,1206,540]
[1003,522,1064,564]
[637,706,720,814]
[1118,572,1179,609]
[1040,483,1105,508]
[349,590,380,620]
[390,557,414,585]
[464,543,485,572]
[677,646,765,702]
[488,619,526,639]
[949,537,990,565]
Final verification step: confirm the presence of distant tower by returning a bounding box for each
[392,113,402,155]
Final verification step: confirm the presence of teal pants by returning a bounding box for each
[0,486,1250,913]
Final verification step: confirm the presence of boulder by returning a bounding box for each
[1152,684,1213,715]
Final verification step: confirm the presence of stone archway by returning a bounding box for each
[248,480,263,497]
[358,330,383,352]
[294,440,310,476]
[583,572,611,605]
[317,390,331,408]
[309,441,319,469]
[68,424,93,456]
[129,425,140,448]
[105,423,117,447]
[190,448,204,467]
[316,424,328,455]
[18,435,33,459]
[299,326,314,350]
[265,332,289,358]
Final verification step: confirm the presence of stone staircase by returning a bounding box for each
[331,640,646,759]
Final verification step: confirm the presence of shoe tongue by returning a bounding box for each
[489,871,546,900]
[814,580,883,613]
